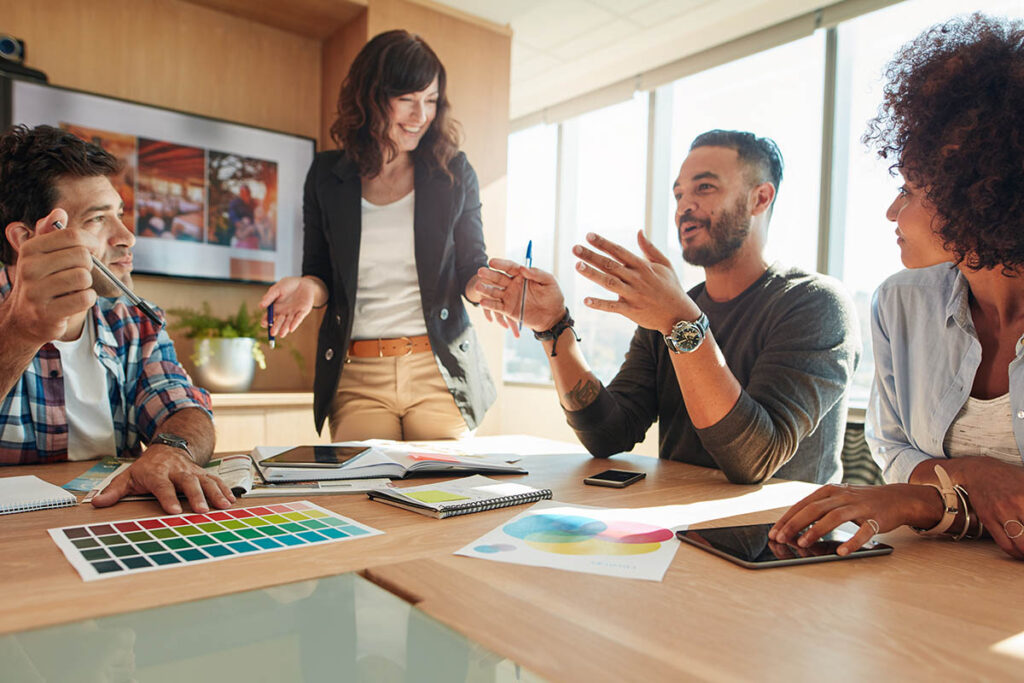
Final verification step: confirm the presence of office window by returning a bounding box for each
[503,123,558,383]
[832,0,1024,405]
[666,33,825,284]
[563,92,650,383]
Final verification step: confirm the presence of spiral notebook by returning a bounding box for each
[0,476,78,515]
[367,475,552,519]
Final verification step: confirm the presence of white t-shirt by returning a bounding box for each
[350,191,428,340]
[943,393,1022,465]
[52,317,117,461]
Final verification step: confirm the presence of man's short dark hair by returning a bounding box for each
[0,124,121,264]
[690,129,784,207]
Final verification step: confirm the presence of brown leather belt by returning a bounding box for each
[347,334,432,358]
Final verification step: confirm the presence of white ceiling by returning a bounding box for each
[432,0,841,119]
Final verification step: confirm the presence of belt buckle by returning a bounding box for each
[400,336,413,356]
[377,339,384,358]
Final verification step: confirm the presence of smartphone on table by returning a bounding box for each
[583,469,646,488]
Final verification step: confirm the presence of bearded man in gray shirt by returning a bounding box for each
[477,130,859,484]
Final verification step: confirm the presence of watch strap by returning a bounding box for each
[154,432,196,463]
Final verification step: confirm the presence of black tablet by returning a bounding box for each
[261,445,371,468]
[676,523,892,569]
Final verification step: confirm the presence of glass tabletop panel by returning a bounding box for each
[0,572,543,683]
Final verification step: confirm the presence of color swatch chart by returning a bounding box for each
[48,501,382,582]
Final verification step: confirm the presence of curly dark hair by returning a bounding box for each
[864,13,1024,272]
[329,30,461,181]
[0,124,121,265]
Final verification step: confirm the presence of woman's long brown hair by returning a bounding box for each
[330,30,462,182]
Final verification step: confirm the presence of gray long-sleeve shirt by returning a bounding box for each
[566,264,860,484]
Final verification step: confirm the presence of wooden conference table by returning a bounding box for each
[2,442,1023,681]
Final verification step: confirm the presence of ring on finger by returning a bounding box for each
[1003,520,1024,539]
[865,518,880,536]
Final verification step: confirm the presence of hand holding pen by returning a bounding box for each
[51,219,163,327]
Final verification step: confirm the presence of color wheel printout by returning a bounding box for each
[456,500,683,581]
[48,501,382,581]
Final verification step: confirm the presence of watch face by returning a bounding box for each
[674,325,703,350]
[667,315,707,353]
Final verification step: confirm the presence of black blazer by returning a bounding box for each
[302,149,496,434]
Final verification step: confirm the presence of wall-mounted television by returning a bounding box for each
[0,75,314,284]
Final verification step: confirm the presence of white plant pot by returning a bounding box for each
[194,337,256,393]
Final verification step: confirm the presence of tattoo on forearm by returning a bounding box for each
[563,379,601,411]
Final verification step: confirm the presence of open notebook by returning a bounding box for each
[0,476,78,514]
[253,443,526,482]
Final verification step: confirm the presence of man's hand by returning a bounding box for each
[91,446,235,514]
[475,258,566,335]
[2,208,99,344]
[573,230,697,334]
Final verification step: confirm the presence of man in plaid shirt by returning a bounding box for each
[0,124,235,514]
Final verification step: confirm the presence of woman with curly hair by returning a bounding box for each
[260,30,505,440]
[771,13,1024,559]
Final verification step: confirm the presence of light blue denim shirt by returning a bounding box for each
[866,263,1024,482]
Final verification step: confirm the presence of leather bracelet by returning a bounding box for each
[533,307,580,357]
[912,464,959,536]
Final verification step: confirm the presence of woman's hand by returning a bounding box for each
[259,276,325,339]
[769,483,943,555]
[933,457,1024,560]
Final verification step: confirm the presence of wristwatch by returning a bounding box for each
[663,312,710,354]
[152,432,195,463]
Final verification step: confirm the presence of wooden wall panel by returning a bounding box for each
[321,10,368,149]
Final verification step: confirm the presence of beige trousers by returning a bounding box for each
[328,351,470,441]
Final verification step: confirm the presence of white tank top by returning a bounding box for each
[52,317,117,461]
[350,191,428,340]
[943,393,1022,466]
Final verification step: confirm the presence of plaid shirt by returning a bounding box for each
[0,267,212,465]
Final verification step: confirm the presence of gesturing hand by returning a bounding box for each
[474,258,566,335]
[573,231,696,334]
[260,276,319,339]
[3,208,98,344]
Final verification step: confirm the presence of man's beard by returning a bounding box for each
[91,264,132,298]
[679,197,751,268]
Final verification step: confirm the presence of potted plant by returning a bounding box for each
[167,301,272,393]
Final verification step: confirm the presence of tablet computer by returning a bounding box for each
[261,445,371,468]
[676,523,893,569]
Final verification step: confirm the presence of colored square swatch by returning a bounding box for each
[48,501,381,582]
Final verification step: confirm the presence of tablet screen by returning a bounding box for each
[261,445,370,468]
[677,523,892,568]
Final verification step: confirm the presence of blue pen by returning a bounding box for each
[267,302,275,349]
[518,240,532,332]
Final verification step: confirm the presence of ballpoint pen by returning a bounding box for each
[52,220,163,327]
[518,240,532,332]
[267,302,275,348]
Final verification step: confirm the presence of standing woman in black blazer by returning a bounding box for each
[261,30,504,440]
